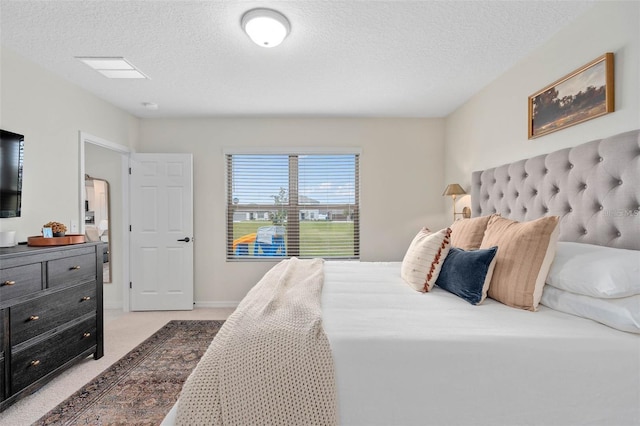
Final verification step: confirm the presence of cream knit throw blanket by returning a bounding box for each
[175,258,337,426]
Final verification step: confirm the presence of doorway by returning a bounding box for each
[79,132,130,311]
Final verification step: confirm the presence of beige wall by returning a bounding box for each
[445,1,640,194]
[138,118,446,305]
[1,44,447,308]
[6,1,636,308]
[0,46,138,244]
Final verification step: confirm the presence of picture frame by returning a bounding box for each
[528,53,614,139]
[42,227,53,238]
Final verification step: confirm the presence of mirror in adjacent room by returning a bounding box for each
[85,175,111,282]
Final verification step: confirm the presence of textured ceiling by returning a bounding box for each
[0,1,595,118]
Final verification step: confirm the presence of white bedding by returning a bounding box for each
[323,261,639,426]
[164,261,640,426]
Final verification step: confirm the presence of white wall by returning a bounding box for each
[1,46,137,309]
[0,46,138,242]
[10,1,632,308]
[445,1,640,191]
[139,118,446,305]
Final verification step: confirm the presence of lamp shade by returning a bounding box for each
[442,183,466,196]
[241,8,290,48]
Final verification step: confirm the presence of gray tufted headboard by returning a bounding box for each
[471,129,640,250]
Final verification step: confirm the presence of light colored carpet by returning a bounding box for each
[0,308,234,426]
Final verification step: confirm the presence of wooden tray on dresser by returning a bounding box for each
[27,234,86,246]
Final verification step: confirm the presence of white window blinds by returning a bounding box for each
[226,153,359,260]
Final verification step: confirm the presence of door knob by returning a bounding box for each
[177,237,190,242]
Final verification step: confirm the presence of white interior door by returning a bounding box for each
[130,153,193,311]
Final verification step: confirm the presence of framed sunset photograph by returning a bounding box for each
[528,53,614,139]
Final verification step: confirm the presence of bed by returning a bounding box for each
[163,129,639,425]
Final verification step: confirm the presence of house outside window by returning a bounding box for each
[226,152,360,260]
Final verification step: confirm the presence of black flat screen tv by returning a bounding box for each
[0,129,25,218]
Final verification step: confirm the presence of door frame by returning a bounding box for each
[78,131,132,312]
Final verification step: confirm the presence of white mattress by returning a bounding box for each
[164,261,640,426]
[322,261,640,426]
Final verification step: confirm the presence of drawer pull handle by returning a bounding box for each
[70,265,81,270]
[83,332,91,338]
[3,280,16,286]
[81,296,91,301]
[30,360,41,367]
[29,315,40,321]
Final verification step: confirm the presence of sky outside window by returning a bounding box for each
[232,154,356,205]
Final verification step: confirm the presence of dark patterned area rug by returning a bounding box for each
[34,320,223,426]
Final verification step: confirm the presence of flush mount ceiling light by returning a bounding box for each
[241,8,290,48]
[76,56,148,79]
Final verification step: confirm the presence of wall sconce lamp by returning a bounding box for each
[443,183,471,221]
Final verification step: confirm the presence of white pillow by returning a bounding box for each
[541,285,640,334]
[546,242,640,298]
[401,228,452,292]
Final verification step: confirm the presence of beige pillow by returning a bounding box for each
[450,214,494,250]
[85,226,101,242]
[401,228,452,292]
[481,215,560,311]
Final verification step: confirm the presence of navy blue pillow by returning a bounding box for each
[435,246,498,305]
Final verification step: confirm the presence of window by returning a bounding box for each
[226,153,359,260]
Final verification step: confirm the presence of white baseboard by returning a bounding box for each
[103,301,238,310]
[195,301,239,309]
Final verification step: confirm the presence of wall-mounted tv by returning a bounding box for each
[0,129,25,218]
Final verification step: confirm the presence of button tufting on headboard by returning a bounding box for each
[471,129,640,250]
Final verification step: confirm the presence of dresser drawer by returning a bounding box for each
[0,355,4,402]
[0,307,4,401]
[48,253,96,289]
[10,282,97,346]
[11,317,96,394]
[0,263,42,302]
[0,309,4,354]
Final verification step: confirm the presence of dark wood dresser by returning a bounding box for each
[0,242,104,412]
